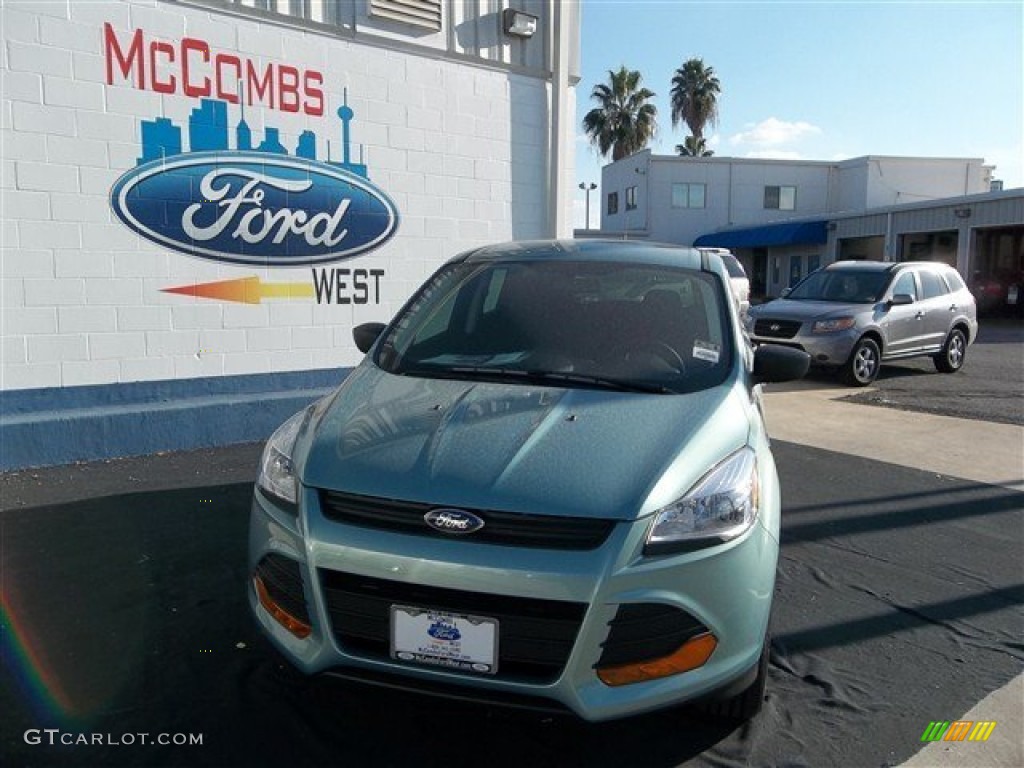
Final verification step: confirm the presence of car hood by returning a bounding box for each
[300,365,750,521]
[751,298,861,321]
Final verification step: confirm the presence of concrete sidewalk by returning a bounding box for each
[763,380,1024,492]
[763,382,1024,768]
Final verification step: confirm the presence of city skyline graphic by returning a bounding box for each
[137,90,369,178]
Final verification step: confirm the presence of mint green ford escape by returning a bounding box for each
[249,240,808,722]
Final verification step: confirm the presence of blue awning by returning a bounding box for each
[693,220,828,249]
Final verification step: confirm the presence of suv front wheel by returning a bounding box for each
[934,328,967,373]
[841,337,880,386]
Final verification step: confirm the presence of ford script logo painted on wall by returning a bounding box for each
[424,509,486,535]
[111,152,398,267]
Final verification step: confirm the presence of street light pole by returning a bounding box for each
[578,182,597,230]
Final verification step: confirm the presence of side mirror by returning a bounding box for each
[353,322,386,354]
[752,344,810,385]
[888,293,914,307]
[780,287,792,298]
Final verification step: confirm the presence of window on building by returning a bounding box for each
[764,185,796,210]
[607,192,619,216]
[671,183,706,209]
[789,255,803,287]
[625,185,638,211]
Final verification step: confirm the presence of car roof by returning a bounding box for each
[825,260,955,274]
[453,239,706,271]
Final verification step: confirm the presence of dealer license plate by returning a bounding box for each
[1008,285,1019,305]
[390,605,499,674]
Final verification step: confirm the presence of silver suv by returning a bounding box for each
[745,261,978,386]
[699,248,750,318]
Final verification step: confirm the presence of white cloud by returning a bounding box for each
[729,117,821,147]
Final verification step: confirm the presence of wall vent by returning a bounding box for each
[369,0,442,30]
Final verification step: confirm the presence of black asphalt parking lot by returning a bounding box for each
[840,319,1024,426]
[2,440,1022,768]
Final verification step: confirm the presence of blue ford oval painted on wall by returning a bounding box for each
[110,151,399,267]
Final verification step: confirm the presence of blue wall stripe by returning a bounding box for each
[0,368,352,471]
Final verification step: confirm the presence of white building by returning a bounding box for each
[591,151,1022,299]
[0,0,580,468]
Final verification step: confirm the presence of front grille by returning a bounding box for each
[320,570,587,683]
[596,603,708,667]
[754,318,802,339]
[255,554,309,624]
[319,490,615,551]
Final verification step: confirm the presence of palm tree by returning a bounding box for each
[670,58,721,146]
[675,135,714,157]
[582,66,658,162]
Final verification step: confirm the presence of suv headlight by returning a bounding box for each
[257,408,309,508]
[645,448,759,555]
[812,317,856,333]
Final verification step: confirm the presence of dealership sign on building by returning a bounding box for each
[104,23,398,300]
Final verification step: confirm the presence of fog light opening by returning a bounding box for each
[596,632,718,687]
[253,575,312,639]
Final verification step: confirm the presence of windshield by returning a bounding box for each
[787,269,892,303]
[376,260,733,394]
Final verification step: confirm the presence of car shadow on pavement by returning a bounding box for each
[0,483,735,768]
[3,442,1022,768]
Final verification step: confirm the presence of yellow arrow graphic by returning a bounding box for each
[161,276,315,304]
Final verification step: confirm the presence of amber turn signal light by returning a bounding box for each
[253,575,312,639]
[597,632,718,686]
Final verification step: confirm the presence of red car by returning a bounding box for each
[972,270,1024,316]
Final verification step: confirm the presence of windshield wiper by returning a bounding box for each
[524,370,674,394]
[397,365,674,394]
[441,366,673,394]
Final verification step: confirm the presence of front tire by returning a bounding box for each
[841,337,880,386]
[934,328,967,373]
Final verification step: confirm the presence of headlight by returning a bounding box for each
[742,313,755,332]
[645,448,759,555]
[812,317,856,333]
[257,408,309,508]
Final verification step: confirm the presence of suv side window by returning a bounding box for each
[891,271,918,300]
[943,269,967,292]
[918,269,949,300]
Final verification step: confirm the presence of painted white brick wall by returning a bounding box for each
[58,307,117,333]
[1,0,571,391]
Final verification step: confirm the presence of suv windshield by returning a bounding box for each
[377,260,733,394]
[787,269,891,303]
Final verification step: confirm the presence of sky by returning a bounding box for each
[573,0,1024,228]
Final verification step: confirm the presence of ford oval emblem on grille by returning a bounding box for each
[424,509,485,535]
